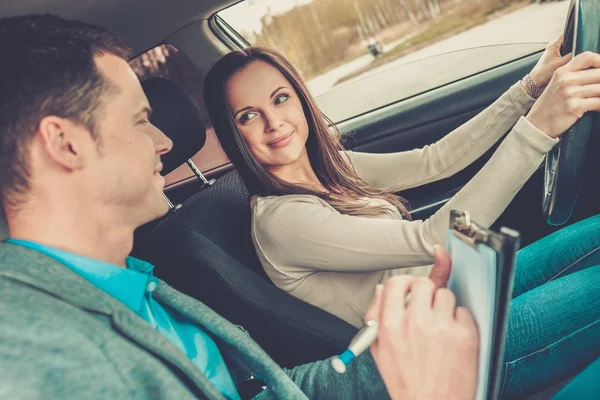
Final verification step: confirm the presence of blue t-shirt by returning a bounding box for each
[7,239,240,400]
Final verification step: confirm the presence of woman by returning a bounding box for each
[204,43,600,398]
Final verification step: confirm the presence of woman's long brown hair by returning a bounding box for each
[204,46,410,218]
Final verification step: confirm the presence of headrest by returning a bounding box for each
[141,78,207,175]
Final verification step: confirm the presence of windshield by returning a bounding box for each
[220,0,568,121]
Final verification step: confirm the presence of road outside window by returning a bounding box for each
[220,0,569,122]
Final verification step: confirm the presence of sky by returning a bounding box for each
[219,0,313,34]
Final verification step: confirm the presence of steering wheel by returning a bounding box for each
[542,0,600,226]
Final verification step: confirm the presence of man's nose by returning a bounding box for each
[152,124,173,155]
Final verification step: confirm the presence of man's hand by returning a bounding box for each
[427,245,452,289]
[366,247,479,400]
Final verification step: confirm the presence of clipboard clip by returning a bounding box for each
[450,210,489,247]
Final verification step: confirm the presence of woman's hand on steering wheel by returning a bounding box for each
[528,34,572,90]
[527,51,600,139]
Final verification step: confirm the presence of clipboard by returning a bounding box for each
[446,210,520,400]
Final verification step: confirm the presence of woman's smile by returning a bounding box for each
[267,130,294,149]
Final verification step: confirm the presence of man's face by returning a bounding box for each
[86,53,173,226]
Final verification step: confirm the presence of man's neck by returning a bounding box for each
[7,201,134,268]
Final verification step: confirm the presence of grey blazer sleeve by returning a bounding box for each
[0,320,131,400]
[284,351,390,400]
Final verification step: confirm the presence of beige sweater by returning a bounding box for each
[250,82,558,328]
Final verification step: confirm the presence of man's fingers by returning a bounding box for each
[365,284,384,323]
[455,306,477,329]
[433,288,456,318]
[408,277,435,311]
[428,245,452,289]
[380,276,414,325]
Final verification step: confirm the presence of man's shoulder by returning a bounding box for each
[0,272,112,367]
[0,243,113,337]
[0,241,58,276]
[0,281,132,399]
[0,268,93,329]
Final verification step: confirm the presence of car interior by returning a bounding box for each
[2,0,599,396]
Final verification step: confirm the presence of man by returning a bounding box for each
[0,14,479,399]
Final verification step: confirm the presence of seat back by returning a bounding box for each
[149,170,357,367]
[160,170,267,280]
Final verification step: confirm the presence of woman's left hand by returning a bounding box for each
[529,34,572,90]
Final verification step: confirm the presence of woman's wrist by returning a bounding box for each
[521,73,545,99]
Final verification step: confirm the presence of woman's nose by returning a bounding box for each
[264,111,283,133]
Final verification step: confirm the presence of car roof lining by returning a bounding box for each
[0,0,242,55]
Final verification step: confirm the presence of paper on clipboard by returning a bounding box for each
[446,230,498,400]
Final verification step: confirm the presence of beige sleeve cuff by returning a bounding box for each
[512,116,559,154]
[512,80,537,104]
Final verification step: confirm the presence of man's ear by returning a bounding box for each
[37,116,92,170]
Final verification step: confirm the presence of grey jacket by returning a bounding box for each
[0,243,388,399]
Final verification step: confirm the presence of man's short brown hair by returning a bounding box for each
[0,14,131,214]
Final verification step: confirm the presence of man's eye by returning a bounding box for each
[138,119,150,125]
[239,112,257,124]
[275,94,289,105]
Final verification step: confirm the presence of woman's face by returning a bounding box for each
[225,60,310,169]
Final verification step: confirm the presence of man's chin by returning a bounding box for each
[154,198,171,219]
[136,196,171,227]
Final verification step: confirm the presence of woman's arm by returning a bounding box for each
[253,117,557,275]
[346,35,570,192]
[345,82,535,192]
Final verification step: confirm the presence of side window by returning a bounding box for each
[218,0,568,122]
[129,45,229,186]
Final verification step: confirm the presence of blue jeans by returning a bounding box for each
[500,214,600,399]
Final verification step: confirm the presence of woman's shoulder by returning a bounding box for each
[250,194,335,234]
[251,193,331,215]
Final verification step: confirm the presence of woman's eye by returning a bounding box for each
[275,94,289,105]
[239,112,257,124]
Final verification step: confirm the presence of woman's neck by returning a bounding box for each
[269,153,326,192]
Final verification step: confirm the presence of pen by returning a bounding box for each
[331,293,411,373]
[331,320,379,373]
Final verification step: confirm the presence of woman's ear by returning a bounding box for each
[36,116,91,170]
